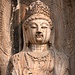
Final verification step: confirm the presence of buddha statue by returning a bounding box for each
[7,0,70,75]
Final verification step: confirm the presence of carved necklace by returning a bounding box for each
[23,51,53,75]
[26,51,50,69]
[27,52,49,62]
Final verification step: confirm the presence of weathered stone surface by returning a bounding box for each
[7,0,70,75]
[0,0,75,75]
[63,0,75,75]
[0,0,12,75]
[12,0,75,75]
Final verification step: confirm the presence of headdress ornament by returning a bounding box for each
[24,0,52,25]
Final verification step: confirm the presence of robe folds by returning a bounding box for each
[6,48,70,75]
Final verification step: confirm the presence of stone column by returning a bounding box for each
[0,0,12,75]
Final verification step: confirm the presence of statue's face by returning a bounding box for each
[26,19,51,44]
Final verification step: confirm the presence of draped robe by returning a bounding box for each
[6,48,69,75]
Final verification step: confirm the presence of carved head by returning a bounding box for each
[23,0,53,46]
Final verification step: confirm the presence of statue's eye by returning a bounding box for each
[41,26,47,28]
[30,24,37,29]
[41,23,48,29]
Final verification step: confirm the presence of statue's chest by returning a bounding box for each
[22,52,54,75]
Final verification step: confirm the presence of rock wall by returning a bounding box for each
[63,0,75,75]
[0,0,75,75]
[0,0,12,75]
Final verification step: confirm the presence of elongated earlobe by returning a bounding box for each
[49,28,54,46]
[25,31,29,47]
[22,24,29,50]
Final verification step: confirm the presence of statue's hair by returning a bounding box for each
[25,0,50,20]
[23,0,53,28]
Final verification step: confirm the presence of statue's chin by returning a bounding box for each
[36,38,47,44]
[36,37,42,42]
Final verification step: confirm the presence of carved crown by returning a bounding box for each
[24,0,52,26]
[27,0,50,17]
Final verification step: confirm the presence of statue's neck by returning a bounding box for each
[29,44,49,52]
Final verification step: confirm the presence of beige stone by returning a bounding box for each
[7,0,70,75]
[0,0,11,75]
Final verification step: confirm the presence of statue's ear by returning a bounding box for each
[25,31,29,47]
[49,27,54,46]
[22,24,29,50]
[24,25,28,31]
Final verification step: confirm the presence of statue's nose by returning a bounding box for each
[37,26,41,32]
[36,31,41,34]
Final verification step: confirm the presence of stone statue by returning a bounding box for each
[7,0,70,75]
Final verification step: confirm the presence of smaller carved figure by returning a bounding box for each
[6,0,70,75]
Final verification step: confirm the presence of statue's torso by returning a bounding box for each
[23,51,54,75]
[11,50,54,75]
[9,49,69,75]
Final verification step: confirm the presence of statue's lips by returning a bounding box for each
[35,34,43,38]
[36,36,42,38]
[35,35,43,42]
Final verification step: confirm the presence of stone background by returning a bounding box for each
[0,0,75,75]
[0,0,11,75]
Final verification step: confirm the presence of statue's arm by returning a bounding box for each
[61,57,70,75]
[6,58,13,75]
[6,57,17,75]
[54,51,70,75]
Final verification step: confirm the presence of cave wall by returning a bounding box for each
[63,0,75,74]
[0,0,12,75]
[0,0,75,75]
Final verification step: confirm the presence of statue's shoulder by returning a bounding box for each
[12,51,24,58]
[53,49,70,75]
[7,51,28,74]
[49,47,69,61]
[10,51,27,63]
[54,50,69,61]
